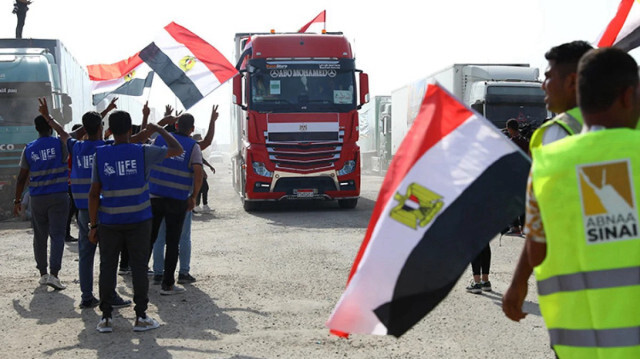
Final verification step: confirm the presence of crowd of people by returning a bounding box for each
[13,97,219,333]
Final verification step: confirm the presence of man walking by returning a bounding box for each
[13,100,82,290]
[148,112,205,295]
[88,111,182,333]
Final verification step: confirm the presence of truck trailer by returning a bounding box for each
[391,63,547,155]
[358,96,391,174]
[0,39,92,219]
[231,32,369,211]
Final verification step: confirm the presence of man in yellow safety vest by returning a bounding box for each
[505,47,640,358]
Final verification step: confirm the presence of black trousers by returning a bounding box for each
[15,11,26,38]
[150,197,188,288]
[98,219,151,319]
[196,178,209,206]
[471,244,491,276]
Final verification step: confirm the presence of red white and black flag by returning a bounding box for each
[596,0,640,51]
[140,22,238,109]
[298,10,326,33]
[326,84,530,337]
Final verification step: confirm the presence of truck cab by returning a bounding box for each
[232,33,369,210]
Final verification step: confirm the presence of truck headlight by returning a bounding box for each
[252,162,273,177]
[337,160,356,176]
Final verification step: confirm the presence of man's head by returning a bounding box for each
[506,118,520,137]
[82,111,102,136]
[34,115,52,136]
[577,47,640,129]
[108,111,132,136]
[176,113,195,135]
[543,40,593,113]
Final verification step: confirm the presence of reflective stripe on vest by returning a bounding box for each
[149,133,196,200]
[95,143,151,225]
[70,140,105,209]
[25,136,68,196]
[529,107,584,150]
[531,129,640,357]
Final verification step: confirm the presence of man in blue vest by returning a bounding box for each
[149,113,204,295]
[13,104,83,290]
[38,97,139,309]
[88,111,182,333]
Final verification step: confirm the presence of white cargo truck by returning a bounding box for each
[391,64,546,155]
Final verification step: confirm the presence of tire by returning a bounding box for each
[338,198,358,209]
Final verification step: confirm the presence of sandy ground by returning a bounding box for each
[0,167,555,359]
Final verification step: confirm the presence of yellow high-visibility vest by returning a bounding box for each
[530,107,583,150]
[532,128,640,359]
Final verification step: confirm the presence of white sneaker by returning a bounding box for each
[193,206,202,213]
[38,274,49,285]
[202,205,212,213]
[96,318,113,333]
[46,275,66,290]
[133,316,160,332]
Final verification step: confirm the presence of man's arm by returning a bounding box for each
[131,101,152,143]
[146,123,183,158]
[88,181,102,244]
[188,164,203,211]
[13,168,29,216]
[502,245,532,322]
[202,158,215,173]
[197,104,219,151]
[38,97,84,142]
[100,97,118,119]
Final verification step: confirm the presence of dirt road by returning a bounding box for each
[0,167,553,358]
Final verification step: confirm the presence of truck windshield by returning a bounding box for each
[485,103,548,132]
[0,82,51,126]
[249,59,356,113]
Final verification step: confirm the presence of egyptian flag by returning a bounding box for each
[326,84,530,337]
[140,22,238,109]
[88,53,154,105]
[596,0,640,51]
[298,10,326,33]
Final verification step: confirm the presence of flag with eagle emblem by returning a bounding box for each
[139,22,238,109]
[326,83,530,338]
[87,53,154,105]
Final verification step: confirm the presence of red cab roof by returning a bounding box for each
[251,34,353,59]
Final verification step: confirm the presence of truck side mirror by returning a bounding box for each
[359,72,370,108]
[61,94,72,106]
[233,74,246,110]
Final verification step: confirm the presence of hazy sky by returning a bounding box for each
[0,0,626,143]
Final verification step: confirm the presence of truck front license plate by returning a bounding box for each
[296,189,315,198]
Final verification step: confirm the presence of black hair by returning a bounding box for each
[81,111,102,136]
[177,113,195,134]
[34,115,51,134]
[108,110,132,135]
[506,119,519,130]
[578,47,639,114]
[71,124,82,131]
[545,41,593,74]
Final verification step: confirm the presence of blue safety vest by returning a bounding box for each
[95,143,151,225]
[149,134,196,200]
[70,140,105,209]
[25,136,68,196]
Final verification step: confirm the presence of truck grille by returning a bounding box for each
[265,130,344,172]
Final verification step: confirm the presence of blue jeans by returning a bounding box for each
[30,192,68,276]
[153,210,191,276]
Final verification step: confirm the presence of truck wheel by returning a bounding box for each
[338,198,358,209]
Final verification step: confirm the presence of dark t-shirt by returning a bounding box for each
[510,135,530,157]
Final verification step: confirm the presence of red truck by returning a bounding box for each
[231,32,369,211]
